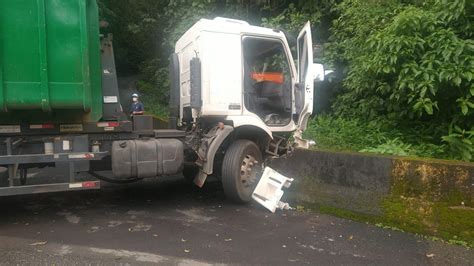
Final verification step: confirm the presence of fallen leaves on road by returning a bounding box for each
[87,226,100,233]
[30,241,47,246]
[426,253,435,258]
[128,224,152,232]
[184,249,190,253]
[224,238,232,242]
[296,205,305,212]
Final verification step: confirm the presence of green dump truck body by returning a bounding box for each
[0,0,102,123]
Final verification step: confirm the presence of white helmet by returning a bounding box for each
[132,93,139,98]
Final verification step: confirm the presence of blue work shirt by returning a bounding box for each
[131,102,144,113]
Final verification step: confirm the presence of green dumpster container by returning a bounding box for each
[0,0,102,123]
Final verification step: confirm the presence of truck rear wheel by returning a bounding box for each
[222,140,262,203]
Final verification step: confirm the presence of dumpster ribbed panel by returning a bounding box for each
[37,0,51,112]
[0,0,102,123]
[79,0,91,112]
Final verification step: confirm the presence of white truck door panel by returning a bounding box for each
[201,32,242,116]
[294,22,314,147]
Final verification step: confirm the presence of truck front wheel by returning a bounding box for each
[222,140,262,203]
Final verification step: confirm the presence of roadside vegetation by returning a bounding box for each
[98,0,473,161]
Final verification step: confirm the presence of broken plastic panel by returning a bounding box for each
[252,167,294,213]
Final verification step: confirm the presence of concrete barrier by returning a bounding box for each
[269,149,474,246]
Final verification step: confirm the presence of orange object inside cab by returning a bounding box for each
[251,72,284,84]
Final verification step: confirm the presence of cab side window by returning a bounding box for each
[243,37,292,126]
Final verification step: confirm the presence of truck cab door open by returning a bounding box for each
[294,22,314,148]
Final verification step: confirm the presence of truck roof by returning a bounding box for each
[175,17,286,52]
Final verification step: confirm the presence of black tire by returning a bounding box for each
[222,139,262,203]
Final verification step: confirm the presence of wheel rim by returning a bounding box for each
[240,154,259,189]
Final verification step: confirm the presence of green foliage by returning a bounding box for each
[325,0,404,68]
[361,138,413,157]
[98,0,168,74]
[98,0,473,161]
[303,115,395,151]
[324,0,473,161]
[304,115,470,160]
[441,124,474,161]
[261,1,337,40]
[136,80,169,119]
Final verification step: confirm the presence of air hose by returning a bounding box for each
[88,171,142,184]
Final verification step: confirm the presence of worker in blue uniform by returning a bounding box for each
[131,93,145,116]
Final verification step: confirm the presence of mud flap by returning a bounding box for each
[194,170,208,188]
[194,125,234,187]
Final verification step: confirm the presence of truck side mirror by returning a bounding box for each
[312,63,334,82]
[312,63,325,82]
[169,53,180,129]
[324,70,334,76]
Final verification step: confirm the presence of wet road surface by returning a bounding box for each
[0,171,472,265]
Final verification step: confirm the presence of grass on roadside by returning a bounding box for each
[136,80,169,119]
[303,114,471,161]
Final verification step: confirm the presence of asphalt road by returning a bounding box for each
[0,170,473,265]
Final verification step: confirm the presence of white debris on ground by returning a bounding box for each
[252,167,294,213]
[277,201,293,210]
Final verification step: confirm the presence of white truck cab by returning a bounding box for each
[168,17,324,202]
[173,17,319,145]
